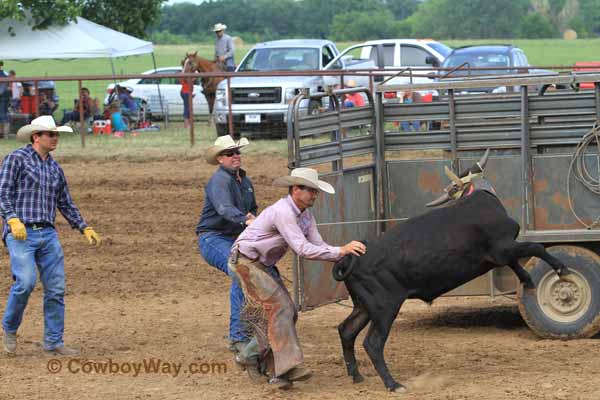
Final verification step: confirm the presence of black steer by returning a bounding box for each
[332,149,570,393]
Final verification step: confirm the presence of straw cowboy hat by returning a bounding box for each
[205,135,249,165]
[16,115,73,143]
[212,23,227,32]
[346,79,357,88]
[273,168,335,194]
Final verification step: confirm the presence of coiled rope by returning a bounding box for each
[567,121,600,229]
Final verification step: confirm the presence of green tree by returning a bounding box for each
[409,0,530,39]
[81,0,166,38]
[298,0,385,38]
[331,9,398,41]
[384,0,419,20]
[158,3,205,37]
[517,13,560,38]
[1,0,165,38]
[0,0,81,30]
[579,0,600,35]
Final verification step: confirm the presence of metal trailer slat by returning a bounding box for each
[288,73,600,312]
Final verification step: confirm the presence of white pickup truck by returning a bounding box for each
[323,39,452,101]
[214,38,452,137]
[214,39,341,137]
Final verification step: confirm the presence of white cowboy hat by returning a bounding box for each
[212,23,227,32]
[273,168,335,194]
[16,115,73,143]
[205,135,249,165]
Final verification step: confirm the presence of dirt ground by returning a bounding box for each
[0,155,599,400]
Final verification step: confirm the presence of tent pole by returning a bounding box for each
[110,57,116,77]
[151,53,166,129]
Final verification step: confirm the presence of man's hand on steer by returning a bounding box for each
[341,241,366,257]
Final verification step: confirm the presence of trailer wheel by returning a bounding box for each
[517,245,600,339]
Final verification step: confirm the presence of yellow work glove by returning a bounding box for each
[7,218,27,241]
[83,227,101,246]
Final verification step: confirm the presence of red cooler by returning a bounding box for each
[20,96,37,114]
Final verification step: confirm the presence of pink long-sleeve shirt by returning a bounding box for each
[235,195,341,266]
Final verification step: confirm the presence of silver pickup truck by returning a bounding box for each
[214,39,340,137]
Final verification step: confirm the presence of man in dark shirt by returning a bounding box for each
[0,115,101,356]
[0,61,9,138]
[196,135,257,355]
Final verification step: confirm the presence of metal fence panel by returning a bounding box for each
[386,159,450,220]
[297,167,378,310]
[532,154,600,230]
[289,75,600,309]
[458,155,523,224]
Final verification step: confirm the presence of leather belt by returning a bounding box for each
[25,222,53,230]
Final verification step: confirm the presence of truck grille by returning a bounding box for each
[231,87,282,104]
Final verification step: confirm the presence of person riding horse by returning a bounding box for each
[181,52,226,118]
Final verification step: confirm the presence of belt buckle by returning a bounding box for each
[31,224,43,230]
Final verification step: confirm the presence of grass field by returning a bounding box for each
[4,38,600,112]
[0,123,291,162]
[2,38,599,159]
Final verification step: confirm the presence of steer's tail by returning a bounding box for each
[332,254,358,281]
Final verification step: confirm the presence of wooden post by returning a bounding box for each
[227,77,233,137]
[78,80,85,148]
[188,77,194,146]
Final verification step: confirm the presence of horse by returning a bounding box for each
[181,52,226,117]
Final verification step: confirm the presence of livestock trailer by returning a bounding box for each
[287,72,600,338]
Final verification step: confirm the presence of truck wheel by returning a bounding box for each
[517,245,600,339]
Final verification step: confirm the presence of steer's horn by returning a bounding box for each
[444,166,463,187]
[426,192,451,207]
[476,148,491,172]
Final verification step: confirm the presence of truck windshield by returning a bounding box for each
[442,52,510,75]
[238,48,320,71]
[428,42,453,58]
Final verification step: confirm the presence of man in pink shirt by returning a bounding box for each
[230,167,366,389]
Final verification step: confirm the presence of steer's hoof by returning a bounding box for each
[388,383,407,393]
[352,373,364,384]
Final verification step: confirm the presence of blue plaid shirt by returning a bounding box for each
[0,145,87,239]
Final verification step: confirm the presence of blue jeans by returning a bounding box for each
[401,120,421,132]
[225,58,235,72]
[0,96,8,123]
[198,232,247,342]
[181,92,191,119]
[2,227,66,350]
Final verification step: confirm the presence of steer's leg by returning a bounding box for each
[362,298,405,392]
[509,242,570,276]
[508,260,535,289]
[338,304,370,383]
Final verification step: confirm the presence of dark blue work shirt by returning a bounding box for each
[196,166,257,237]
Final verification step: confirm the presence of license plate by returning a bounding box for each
[245,114,261,123]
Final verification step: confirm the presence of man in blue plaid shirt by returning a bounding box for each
[0,115,101,356]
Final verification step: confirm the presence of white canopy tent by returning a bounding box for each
[0,16,154,60]
[0,16,167,128]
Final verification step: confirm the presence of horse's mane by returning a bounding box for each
[181,51,226,114]
[183,52,223,73]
